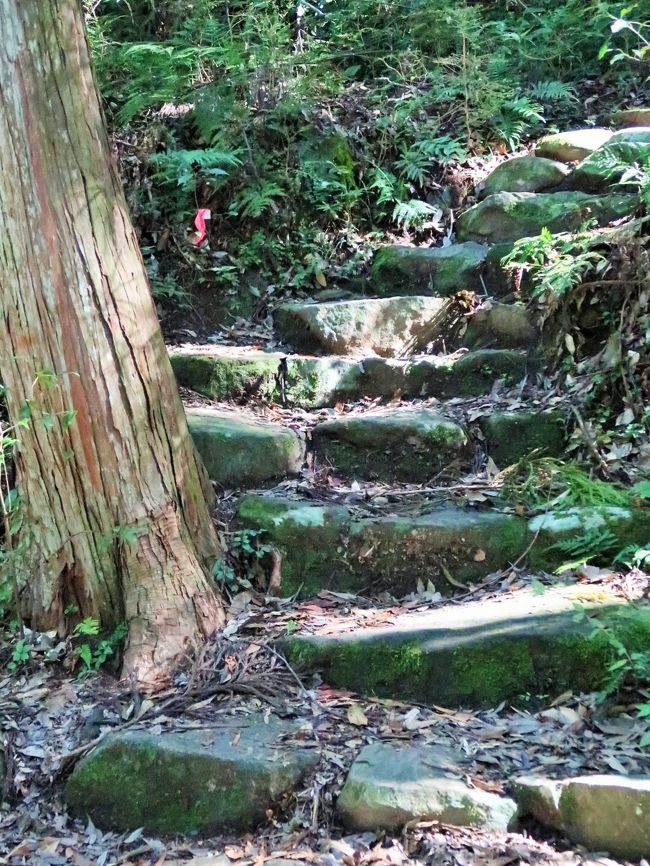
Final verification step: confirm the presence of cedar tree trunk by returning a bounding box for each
[0,0,225,687]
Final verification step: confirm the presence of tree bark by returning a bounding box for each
[0,0,225,687]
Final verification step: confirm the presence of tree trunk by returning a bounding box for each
[0,0,225,688]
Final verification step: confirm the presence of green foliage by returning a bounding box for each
[212,529,274,593]
[74,618,128,674]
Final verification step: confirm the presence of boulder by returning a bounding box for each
[478,156,569,198]
[370,243,487,297]
[65,714,319,835]
[568,127,650,192]
[611,108,650,127]
[515,774,650,860]
[187,409,305,487]
[464,302,536,349]
[337,742,517,831]
[479,410,567,466]
[312,407,469,482]
[282,356,365,408]
[456,191,637,244]
[274,296,448,357]
[534,129,613,162]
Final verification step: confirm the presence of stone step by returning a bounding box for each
[274,295,447,357]
[369,242,487,297]
[456,190,638,245]
[533,128,613,162]
[285,585,650,707]
[477,156,569,199]
[187,408,305,488]
[312,407,469,483]
[236,494,650,597]
[171,347,529,409]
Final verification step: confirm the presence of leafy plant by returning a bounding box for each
[213,528,274,594]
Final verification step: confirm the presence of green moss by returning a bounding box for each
[481,410,567,466]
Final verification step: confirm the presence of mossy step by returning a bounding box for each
[286,586,650,708]
[237,495,650,598]
[65,713,318,835]
[477,156,569,198]
[187,408,305,488]
[478,409,568,466]
[369,243,487,297]
[312,407,469,483]
[171,347,529,409]
[456,191,638,245]
[274,296,447,357]
[534,128,613,162]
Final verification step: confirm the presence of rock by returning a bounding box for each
[337,742,517,831]
[568,127,650,192]
[238,494,526,597]
[528,506,650,570]
[515,774,650,860]
[65,714,319,834]
[287,585,650,707]
[534,129,613,162]
[187,408,305,487]
[478,156,569,198]
[464,302,536,349]
[274,296,448,357]
[513,776,563,830]
[282,356,364,408]
[170,349,282,402]
[456,191,638,244]
[370,243,488,297]
[612,107,650,127]
[313,408,469,482]
[479,410,567,466]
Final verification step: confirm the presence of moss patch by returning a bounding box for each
[170,353,280,402]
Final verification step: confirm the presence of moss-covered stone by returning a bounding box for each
[528,506,650,571]
[282,356,364,408]
[65,715,319,835]
[237,494,353,596]
[287,588,650,708]
[534,128,613,162]
[170,351,281,402]
[464,302,536,349]
[275,296,448,357]
[370,243,487,297]
[186,409,305,487]
[346,508,527,593]
[612,108,650,127]
[479,156,569,198]
[479,409,567,466]
[456,191,638,244]
[313,408,469,482]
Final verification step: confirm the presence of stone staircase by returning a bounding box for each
[58,122,650,856]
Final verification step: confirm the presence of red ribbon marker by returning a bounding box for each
[193,208,211,245]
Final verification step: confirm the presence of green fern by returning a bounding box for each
[149,147,242,190]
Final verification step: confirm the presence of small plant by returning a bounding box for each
[8,638,30,671]
[74,618,128,673]
[213,528,274,594]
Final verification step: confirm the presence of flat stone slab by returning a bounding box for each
[478,156,569,198]
[287,586,650,707]
[171,347,529,409]
[456,191,637,244]
[65,714,319,835]
[479,409,567,466]
[274,296,447,357]
[370,243,487,297]
[313,408,469,482]
[534,129,613,162]
[337,742,517,831]
[515,774,650,860]
[187,408,305,487]
[237,494,526,597]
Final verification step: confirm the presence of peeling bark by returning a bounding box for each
[0,0,225,687]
